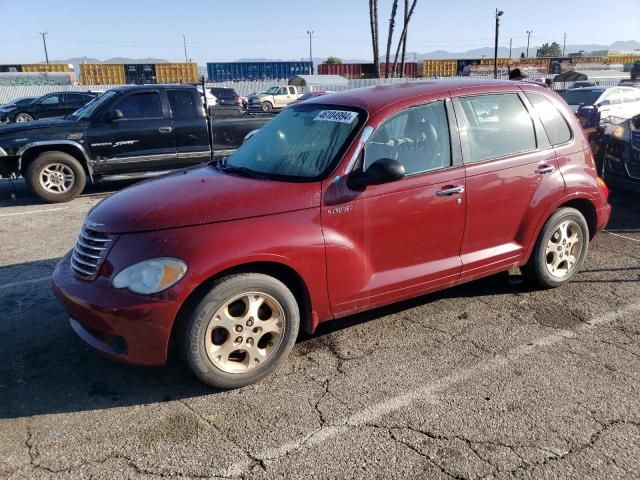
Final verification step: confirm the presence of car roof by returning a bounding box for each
[110,84,197,92]
[306,79,545,115]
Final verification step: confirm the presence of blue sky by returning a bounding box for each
[1,0,638,64]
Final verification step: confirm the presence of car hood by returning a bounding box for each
[0,117,79,136]
[87,165,322,234]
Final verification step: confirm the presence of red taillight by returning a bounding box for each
[597,177,609,200]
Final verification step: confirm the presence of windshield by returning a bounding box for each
[224,104,365,180]
[264,87,279,94]
[69,91,116,119]
[561,89,603,106]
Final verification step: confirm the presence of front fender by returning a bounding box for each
[17,140,94,179]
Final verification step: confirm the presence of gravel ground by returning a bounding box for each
[1,178,639,480]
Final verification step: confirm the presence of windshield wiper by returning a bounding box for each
[220,164,269,179]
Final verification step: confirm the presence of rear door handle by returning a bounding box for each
[158,126,173,133]
[436,185,465,197]
[535,166,555,174]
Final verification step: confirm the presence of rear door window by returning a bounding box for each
[457,93,536,163]
[167,89,199,119]
[365,101,451,175]
[115,92,163,119]
[526,93,572,146]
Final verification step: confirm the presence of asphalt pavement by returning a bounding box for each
[1,178,639,479]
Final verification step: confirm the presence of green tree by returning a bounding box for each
[325,56,343,65]
[536,42,562,57]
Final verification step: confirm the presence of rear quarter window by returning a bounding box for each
[525,93,572,146]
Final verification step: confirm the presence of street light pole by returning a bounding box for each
[494,9,503,79]
[526,30,532,58]
[562,32,566,56]
[40,32,49,65]
[182,34,188,63]
[306,30,314,75]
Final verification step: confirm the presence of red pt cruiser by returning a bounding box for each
[53,80,611,388]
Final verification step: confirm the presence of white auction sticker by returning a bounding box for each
[313,110,359,124]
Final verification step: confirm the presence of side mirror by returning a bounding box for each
[348,158,405,190]
[106,109,124,122]
[597,100,611,107]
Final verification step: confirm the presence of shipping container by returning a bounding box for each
[379,62,417,78]
[421,60,457,78]
[0,64,72,73]
[207,62,312,82]
[317,63,364,78]
[80,63,197,85]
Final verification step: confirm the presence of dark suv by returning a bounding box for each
[0,91,99,123]
[210,87,241,106]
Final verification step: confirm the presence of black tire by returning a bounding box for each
[26,151,87,203]
[261,102,273,112]
[14,112,34,122]
[522,207,589,288]
[179,273,300,389]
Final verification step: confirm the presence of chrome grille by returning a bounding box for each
[71,225,113,280]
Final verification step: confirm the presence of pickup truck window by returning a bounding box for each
[115,92,163,119]
[277,88,288,95]
[265,87,279,95]
[288,87,296,95]
[70,90,117,120]
[167,89,199,119]
[224,104,364,180]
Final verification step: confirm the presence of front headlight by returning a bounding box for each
[112,258,187,294]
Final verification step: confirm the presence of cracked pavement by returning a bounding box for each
[1,179,639,479]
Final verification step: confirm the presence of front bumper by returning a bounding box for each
[52,252,180,366]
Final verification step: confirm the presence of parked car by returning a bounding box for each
[52,80,611,389]
[0,91,99,123]
[0,85,272,202]
[571,81,598,89]
[210,87,242,107]
[197,86,217,107]
[287,90,333,106]
[560,87,640,124]
[248,86,303,111]
[0,96,37,124]
[242,92,257,110]
[600,113,640,192]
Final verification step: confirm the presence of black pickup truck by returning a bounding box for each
[0,85,271,202]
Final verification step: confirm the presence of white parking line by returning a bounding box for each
[606,231,640,243]
[225,301,640,476]
[0,276,51,290]
[0,207,69,218]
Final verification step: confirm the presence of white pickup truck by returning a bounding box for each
[247,86,303,112]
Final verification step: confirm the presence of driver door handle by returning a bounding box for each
[535,165,555,175]
[158,126,173,133]
[436,185,465,197]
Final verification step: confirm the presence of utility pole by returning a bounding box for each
[306,30,314,74]
[40,32,49,65]
[562,32,566,56]
[509,38,512,58]
[494,9,504,79]
[182,34,189,63]
[526,30,532,58]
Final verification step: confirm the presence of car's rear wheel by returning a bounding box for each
[522,207,589,288]
[26,151,87,203]
[179,273,300,389]
[261,102,273,112]
[15,113,34,122]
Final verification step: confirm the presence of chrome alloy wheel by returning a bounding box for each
[15,113,33,122]
[204,292,285,373]
[39,163,75,194]
[545,220,584,278]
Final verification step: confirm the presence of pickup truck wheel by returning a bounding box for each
[26,151,86,203]
[261,102,273,112]
[522,208,589,288]
[179,273,300,389]
[15,113,34,122]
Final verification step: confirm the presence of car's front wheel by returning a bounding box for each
[26,151,87,203]
[522,207,589,288]
[179,273,300,389]
[15,113,34,122]
[261,102,273,112]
